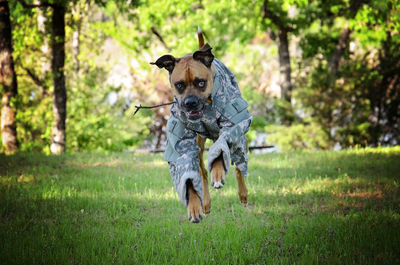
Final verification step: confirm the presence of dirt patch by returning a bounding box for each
[68,161,121,168]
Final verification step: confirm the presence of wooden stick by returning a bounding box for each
[133,101,176,116]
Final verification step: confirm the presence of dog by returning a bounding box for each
[151,28,252,223]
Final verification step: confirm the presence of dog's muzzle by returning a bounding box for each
[180,96,205,120]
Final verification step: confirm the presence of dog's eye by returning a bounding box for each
[174,82,186,93]
[194,79,207,91]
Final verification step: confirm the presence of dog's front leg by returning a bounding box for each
[208,137,230,189]
[186,180,203,223]
[211,154,226,189]
[197,135,211,214]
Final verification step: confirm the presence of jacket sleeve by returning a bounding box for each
[207,98,252,174]
[164,117,202,206]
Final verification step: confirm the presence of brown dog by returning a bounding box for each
[151,28,251,222]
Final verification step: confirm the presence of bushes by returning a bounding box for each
[265,122,330,151]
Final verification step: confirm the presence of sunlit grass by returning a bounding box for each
[1,147,399,264]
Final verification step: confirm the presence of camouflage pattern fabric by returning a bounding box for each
[165,58,252,206]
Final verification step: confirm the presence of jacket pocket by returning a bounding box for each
[223,97,250,124]
[164,118,185,162]
[164,140,180,162]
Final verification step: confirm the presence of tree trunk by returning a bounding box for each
[0,0,18,154]
[50,4,66,154]
[327,0,363,85]
[262,0,293,105]
[328,23,351,85]
[278,29,292,103]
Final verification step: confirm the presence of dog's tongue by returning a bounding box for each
[187,110,203,120]
[190,110,202,115]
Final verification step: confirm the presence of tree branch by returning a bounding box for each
[22,66,49,96]
[23,67,44,86]
[262,0,293,32]
[327,0,364,84]
[328,24,351,81]
[151,27,170,51]
[133,101,175,116]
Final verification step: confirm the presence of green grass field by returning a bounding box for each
[1,147,400,264]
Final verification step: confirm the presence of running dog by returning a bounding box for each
[151,28,252,223]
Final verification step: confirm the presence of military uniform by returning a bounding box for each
[165,59,252,206]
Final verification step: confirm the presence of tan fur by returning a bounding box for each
[235,168,248,204]
[187,183,202,222]
[197,135,211,214]
[210,155,225,185]
[170,56,214,103]
[198,29,204,49]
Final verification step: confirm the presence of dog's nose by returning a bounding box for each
[183,96,199,109]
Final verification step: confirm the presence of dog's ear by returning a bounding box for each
[193,43,214,68]
[150,55,177,73]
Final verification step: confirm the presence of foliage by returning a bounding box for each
[1,147,399,263]
[99,0,400,150]
[296,0,400,148]
[66,68,151,152]
[265,121,331,151]
[2,0,399,153]
[9,3,53,153]
[7,1,152,153]
[64,6,152,152]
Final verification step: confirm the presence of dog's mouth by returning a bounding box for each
[187,109,204,119]
[176,97,206,120]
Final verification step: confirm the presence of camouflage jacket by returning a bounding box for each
[165,59,252,206]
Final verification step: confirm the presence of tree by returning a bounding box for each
[260,0,314,125]
[327,0,363,86]
[295,0,400,147]
[355,2,400,145]
[50,2,66,154]
[0,0,19,154]
[5,0,399,152]
[262,0,293,105]
[18,0,67,154]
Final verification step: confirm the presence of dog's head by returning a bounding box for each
[151,44,214,120]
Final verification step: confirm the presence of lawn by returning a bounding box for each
[1,147,399,264]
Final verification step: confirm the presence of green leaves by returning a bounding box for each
[5,0,399,153]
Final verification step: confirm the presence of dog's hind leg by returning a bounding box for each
[235,167,248,205]
[197,134,211,214]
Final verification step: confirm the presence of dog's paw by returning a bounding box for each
[202,195,211,215]
[211,158,225,189]
[239,192,248,205]
[187,188,203,223]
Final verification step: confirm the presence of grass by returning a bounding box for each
[1,147,400,264]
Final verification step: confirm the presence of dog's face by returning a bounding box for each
[151,44,214,120]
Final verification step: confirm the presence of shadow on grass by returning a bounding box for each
[1,149,399,264]
[2,185,399,264]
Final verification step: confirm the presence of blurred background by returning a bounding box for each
[1,0,399,154]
